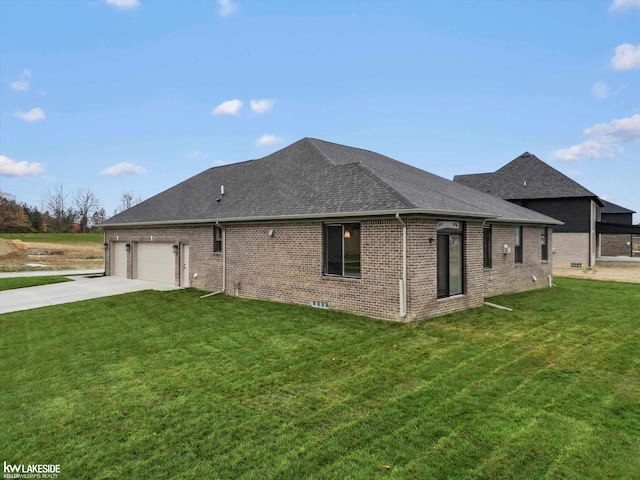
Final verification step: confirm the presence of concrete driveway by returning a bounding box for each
[0,275,181,315]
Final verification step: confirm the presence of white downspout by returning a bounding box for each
[396,213,407,318]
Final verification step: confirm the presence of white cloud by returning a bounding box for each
[610,43,640,71]
[584,113,640,141]
[611,0,640,10]
[214,159,226,166]
[0,155,44,177]
[591,81,610,100]
[105,0,140,8]
[218,0,238,17]
[256,134,278,146]
[100,162,146,176]
[212,99,242,116]
[13,107,46,123]
[555,114,640,161]
[10,69,31,92]
[250,99,274,114]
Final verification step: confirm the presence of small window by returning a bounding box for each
[541,227,548,261]
[514,226,523,264]
[324,223,361,278]
[483,226,492,268]
[213,225,222,253]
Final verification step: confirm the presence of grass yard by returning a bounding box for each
[1,278,638,479]
[0,276,73,291]
[0,233,103,243]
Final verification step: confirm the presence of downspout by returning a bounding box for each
[200,222,226,299]
[396,213,407,319]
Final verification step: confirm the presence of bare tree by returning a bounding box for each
[74,188,101,233]
[91,208,107,229]
[42,185,73,233]
[114,192,142,215]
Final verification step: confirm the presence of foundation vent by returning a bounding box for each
[570,263,583,268]
[311,300,329,309]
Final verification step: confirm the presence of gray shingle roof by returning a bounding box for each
[600,199,635,215]
[102,139,561,226]
[454,152,600,201]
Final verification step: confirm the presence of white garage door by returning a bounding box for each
[112,242,127,277]
[136,243,176,284]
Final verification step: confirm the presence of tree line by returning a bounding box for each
[0,186,141,234]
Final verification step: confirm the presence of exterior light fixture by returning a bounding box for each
[268,229,275,237]
[103,242,108,251]
[172,244,179,254]
[428,237,435,244]
[344,230,351,239]
[125,243,131,252]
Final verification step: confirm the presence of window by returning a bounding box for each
[514,226,523,263]
[541,227,548,261]
[324,223,361,278]
[483,225,492,268]
[437,220,464,298]
[213,225,222,253]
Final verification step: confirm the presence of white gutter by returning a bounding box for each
[101,208,499,228]
[396,213,407,319]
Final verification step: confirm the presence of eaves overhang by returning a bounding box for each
[101,208,502,228]
[488,217,564,226]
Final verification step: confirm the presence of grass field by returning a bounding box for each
[0,233,103,243]
[1,278,638,479]
[0,276,72,291]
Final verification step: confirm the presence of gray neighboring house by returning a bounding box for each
[454,152,640,268]
[102,138,561,321]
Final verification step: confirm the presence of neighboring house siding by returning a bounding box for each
[105,217,553,322]
[516,198,592,233]
[601,212,633,224]
[601,234,632,257]
[483,225,553,297]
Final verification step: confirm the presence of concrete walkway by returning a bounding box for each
[0,275,181,314]
[0,269,104,278]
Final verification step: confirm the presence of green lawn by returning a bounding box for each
[0,233,103,243]
[1,278,638,479]
[0,275,73,291]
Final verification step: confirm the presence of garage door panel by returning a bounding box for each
[136,243,175,284]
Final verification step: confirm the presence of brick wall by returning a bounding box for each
[601,234,632,257]
[483,225,553,297]
[105,217,553,322]
[105,226,223,290]
[551,232,590,268]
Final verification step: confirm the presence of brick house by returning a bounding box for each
[454,152,640,268]
[102,138,561,321]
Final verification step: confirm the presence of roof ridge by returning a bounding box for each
[355,163,417,209]
[304,138,334,164]
[306,137,387,164]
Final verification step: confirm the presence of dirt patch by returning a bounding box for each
[0,239,104,272]
[554,265,640,284]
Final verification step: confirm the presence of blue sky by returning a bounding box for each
[1,0,639,221]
